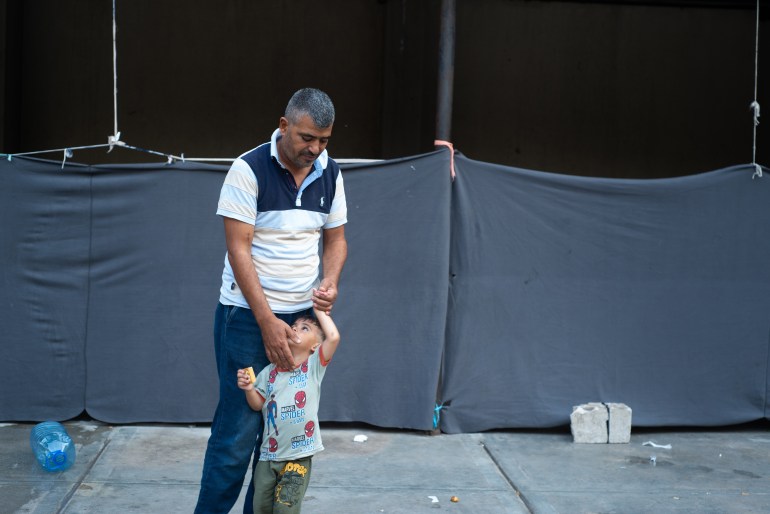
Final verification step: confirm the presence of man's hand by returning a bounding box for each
[312,278,338,314]
[260,316,299,369]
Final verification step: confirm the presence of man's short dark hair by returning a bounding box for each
[285,88,335,128]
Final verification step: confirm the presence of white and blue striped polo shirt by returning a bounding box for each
[216,129,347,313]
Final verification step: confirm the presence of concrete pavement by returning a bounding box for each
[1,420,769,513]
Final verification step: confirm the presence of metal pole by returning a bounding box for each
[436,0,456,143]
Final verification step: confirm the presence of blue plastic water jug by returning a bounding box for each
[30,421,76,472]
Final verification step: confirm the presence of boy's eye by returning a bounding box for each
[302,326,310,332]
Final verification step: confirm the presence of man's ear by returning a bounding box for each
[279,117,289,135]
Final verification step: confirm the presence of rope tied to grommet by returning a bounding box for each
[61,148,73,169]
[751,0,763,179]
[751,99,762,178]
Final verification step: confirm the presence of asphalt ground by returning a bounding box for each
[2,419,769,513]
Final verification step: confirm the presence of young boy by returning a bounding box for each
[237,306,340,513]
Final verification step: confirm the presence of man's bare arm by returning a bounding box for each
[224,217,298,369]
[313,225,347,313]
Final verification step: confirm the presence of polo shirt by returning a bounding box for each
[216,129,347,313]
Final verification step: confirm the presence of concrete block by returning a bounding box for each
[607,403,632,443]
[570,402,608,443]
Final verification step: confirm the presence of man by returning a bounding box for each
[195,88,347,514]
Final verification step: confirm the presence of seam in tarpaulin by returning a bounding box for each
[434,140,455,180]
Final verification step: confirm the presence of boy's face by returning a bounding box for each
[291,318,323,353]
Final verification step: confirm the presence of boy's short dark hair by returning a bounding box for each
[295,315,325,341]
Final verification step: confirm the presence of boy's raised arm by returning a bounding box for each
[313,307,340,362]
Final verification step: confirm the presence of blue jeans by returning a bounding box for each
[195,303,312,514]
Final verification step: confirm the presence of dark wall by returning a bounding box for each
[453,1,770,178]
[2,0,412,162]
[0,0,22,152]
[1,0,767,177]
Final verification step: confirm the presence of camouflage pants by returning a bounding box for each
[253,457,313,513]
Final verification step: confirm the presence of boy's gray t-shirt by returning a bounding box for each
[254,350,327,461]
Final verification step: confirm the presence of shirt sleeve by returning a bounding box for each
[324,171,347,229]
[310,351,327,383]
[216,158,258,225]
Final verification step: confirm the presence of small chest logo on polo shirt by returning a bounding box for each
[320,196,325,207]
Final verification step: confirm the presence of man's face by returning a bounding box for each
[277,114,332,172]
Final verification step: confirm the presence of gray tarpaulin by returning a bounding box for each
[84,162,226,422]
[440,156,770,433]
[1,151,768,432]
[1,158,91,421]
[0,159,227,423]
[320,153,450,430]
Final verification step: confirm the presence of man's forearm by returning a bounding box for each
[228,250,274,324]
[322,235,347,286]
[224,217,275,324]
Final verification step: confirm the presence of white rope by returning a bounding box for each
[752,0,762,179]
[0,144,236,165]
[3,143,114,159]
[3,3,399,166]
[0,0,233,166]
[112,0,119,143]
